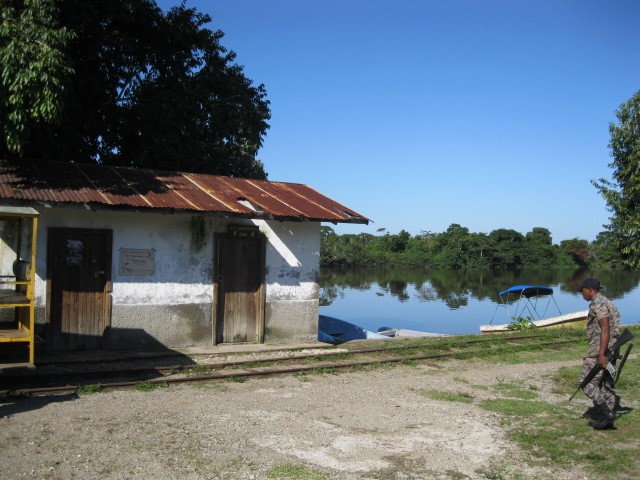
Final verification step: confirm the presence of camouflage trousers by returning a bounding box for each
[580,357,617,410]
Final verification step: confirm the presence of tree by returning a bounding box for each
[591,231,620,268]
[0,0,271,178]
[433,224,470,269]
[0,0,74,154]
[523,227,555,269]
[558,238,593,268]
[486,228,524,270]
[593,90,640,268]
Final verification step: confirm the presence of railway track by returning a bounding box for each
[0,334,582,396]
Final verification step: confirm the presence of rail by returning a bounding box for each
[0,334,582,396]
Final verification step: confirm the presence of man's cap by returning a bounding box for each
[578,278,601,291]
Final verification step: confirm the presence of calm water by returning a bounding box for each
[319,269,640,335]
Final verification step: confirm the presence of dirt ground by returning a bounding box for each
[0,354,594,480]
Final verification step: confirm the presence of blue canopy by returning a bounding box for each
[498,285,553,298]
[490,285,561,325]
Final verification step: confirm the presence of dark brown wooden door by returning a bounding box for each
[215,234,265,343]
[48,228,112,351]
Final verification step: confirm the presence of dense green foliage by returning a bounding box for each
[0,0,74,154]
[321,224,620,270]
[0,0,270,178]
[593,90,640,268]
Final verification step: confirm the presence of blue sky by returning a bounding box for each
[158,0,640,242]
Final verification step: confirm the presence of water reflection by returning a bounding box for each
[319,269,640,334]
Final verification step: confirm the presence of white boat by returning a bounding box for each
[377,327,445,338]
[480,310,588,333]
[480,284,587,333]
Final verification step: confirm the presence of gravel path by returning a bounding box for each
[1,357,592,479]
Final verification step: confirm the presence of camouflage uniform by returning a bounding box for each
[580,293,621,410]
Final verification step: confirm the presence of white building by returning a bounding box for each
[0,159,368,356]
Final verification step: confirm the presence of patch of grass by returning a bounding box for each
[392,347,417,357]
[0,390,30,400]
[76,384,103,395]
[400,359,419,367]
[551,365,580,395]
[493,381,539,400]
[293,372,312,382]
[305,353,350,363]
[190,364,212,374]
[304,367,337,376]
[266,463,329,480]
[226,375,247,383]
[480,398,557,417]
[474,466,507,479]
[134,381,166,391]
[479,343,640,480]
[614,351,640,400]
[507,316,536,330]
[368,361,396,371]
[193,381,229,392]
[242,361,270,368]
[349,364,367,372]
[419,389,474,404]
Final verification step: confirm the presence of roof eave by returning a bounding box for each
[6,199,369,224]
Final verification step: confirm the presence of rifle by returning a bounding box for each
[568,328,634,401]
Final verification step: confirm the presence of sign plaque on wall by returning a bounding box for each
[228,224,260,238]
[119,248,156,276]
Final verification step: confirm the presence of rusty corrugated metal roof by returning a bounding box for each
[0,159,369,224]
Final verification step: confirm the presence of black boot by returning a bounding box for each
[581,405,600,420]
[590,405,615,430]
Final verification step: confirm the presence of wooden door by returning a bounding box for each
[48,228,112,351]
[214,234,265,344]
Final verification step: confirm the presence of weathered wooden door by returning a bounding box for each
[48,228,112,351]
[214,233,265,344]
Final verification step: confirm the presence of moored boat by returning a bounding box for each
[318,316,444,343]
[480,310,588,333]
[318,315,388,343]
[377,327,445,338]
[480,284,587,333]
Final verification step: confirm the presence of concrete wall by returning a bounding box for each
[28,206,320,349]
[256,220,320,342]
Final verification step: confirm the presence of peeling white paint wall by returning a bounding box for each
[28,206,321,348]
[257,220,320,342]
[33,208,215,306]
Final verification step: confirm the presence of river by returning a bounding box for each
[318,268,640,335]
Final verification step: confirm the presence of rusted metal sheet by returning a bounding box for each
[0,159,368,224]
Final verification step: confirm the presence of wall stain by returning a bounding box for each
[190,216,207,252]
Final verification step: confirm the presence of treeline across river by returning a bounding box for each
[321,224,622,270]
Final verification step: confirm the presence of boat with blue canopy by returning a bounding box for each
[480,285,587,333]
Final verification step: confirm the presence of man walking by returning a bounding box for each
[578,278,621,429]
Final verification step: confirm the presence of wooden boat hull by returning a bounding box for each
[480,310,588,334]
